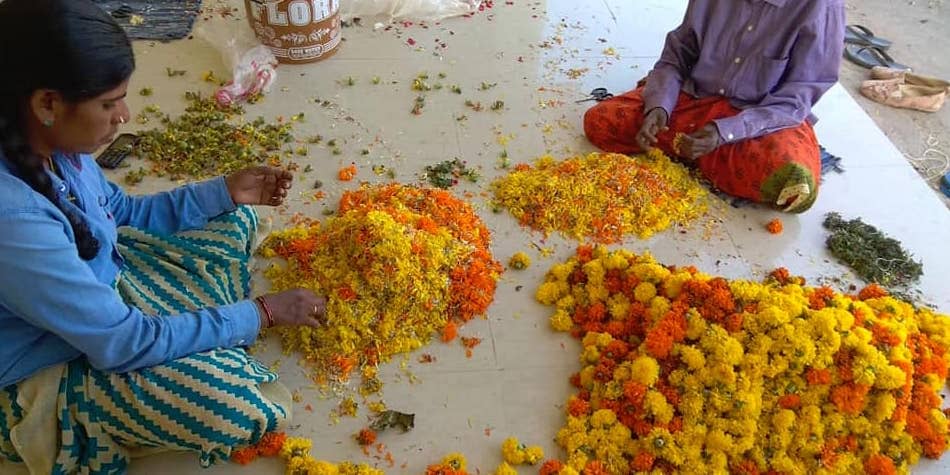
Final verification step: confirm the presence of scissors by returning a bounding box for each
[575,88,614,103]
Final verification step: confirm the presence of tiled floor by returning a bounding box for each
[66,0,950,473]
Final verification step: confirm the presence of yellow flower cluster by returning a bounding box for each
[501,436,545,465]
[262,209,463,382]
[490,150,707,242]
[260,185,500,385]
[280,437,382,475]
[537,246,950,475]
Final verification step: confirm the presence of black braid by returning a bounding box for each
[0,0,135,260]
[0,112,101,260]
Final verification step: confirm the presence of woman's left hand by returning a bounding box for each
[225,166,293,206]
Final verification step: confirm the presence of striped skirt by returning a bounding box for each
[0,206,290,474]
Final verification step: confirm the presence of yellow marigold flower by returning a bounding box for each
[648,296,671,320]
[581,345,600,364]
[558,467,580,475]
[645,391,674,424]
[677,345,706,370]
[441,453,467,470]
[608,294,630,320]
[279,436,313,460]
[536,282,564,305]
[556,295,576,311]
[566,452,588,471]
[629,356,660,387]
[550,310,574,332]
[508,252,531,270]
[633,282,657,304]
[590,409,618,428]
[603,253,629,270]
[524,446,544,465]
[550,262,576,282]
[494,462,517,475]
[613,363,632,382]
[501,437,526,465]
[307,460,341,475]
[579,366,596,389]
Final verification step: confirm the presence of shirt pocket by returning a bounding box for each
[735,55,790,103]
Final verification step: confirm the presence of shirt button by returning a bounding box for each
[734,57,742,64]
[718,88,725,95]
[727,133,735,141]
[238,339,246,345]
[747,24,754,31]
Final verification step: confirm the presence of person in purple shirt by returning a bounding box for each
[0,0,326,471]
[584,0,846,212]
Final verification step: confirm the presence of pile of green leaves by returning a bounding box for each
[823,212,922,287]
[133,92,297,180]
[422,158,480,189]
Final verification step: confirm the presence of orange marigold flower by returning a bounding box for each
[724,313,744,333]
[356,428,377,446]
[805,368,832,385]
[583,461,608,475]
[337,286,358,301]
[830,382,870,414]
[858,283,889,300]
[540,460,565,475]
[568,397,591,417]
[230,446,258,465]
[256,432,287,457]
[442,321,459,342]
[731,460,760,475]
[864,455,897,475]
[768,268,791,285]
[338,164,358,181]
[631,452,655,472]
[766,218,783,234]
[778,394,801,409]
[808,286,835,310]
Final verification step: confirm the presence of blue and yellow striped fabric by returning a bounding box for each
[1,206,289,474]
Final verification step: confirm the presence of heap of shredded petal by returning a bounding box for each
[538,246,950,475]
[491,150,707,242]
[260,184,501,384]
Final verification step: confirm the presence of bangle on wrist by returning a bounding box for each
[255,296,276,328]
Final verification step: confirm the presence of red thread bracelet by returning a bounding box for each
[255,296,276,328]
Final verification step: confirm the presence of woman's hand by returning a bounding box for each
[225,166,293,206]
[257,289,326,328]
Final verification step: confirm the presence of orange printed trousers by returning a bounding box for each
[583,87,821,212]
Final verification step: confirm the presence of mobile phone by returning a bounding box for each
[96,133,139,169]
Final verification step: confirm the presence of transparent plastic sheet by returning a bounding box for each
[194,0,279,107]
[340,0,482,22]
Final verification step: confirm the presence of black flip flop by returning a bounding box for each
[844,44,909,71]
[845,24,892,50]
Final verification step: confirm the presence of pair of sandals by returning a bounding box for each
[844,25,910,71]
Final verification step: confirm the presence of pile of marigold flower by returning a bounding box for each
[490,150,707,242]
[231,432,382,474]
[536,245,950,474]
[260,184,501,383]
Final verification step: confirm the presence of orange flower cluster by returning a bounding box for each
[230,432,287,465]
[338,164,358,181]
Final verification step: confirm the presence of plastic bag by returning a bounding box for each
[194,1,278,107]
[340,0,481,22]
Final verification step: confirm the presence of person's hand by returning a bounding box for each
[257,289,326,328]
[679,124,722,160]
[225,166,293,206]
[636,107,669,151]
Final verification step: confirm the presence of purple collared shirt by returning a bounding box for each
[643,0,846,143]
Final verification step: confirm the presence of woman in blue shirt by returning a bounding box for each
[0,0,325,471]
